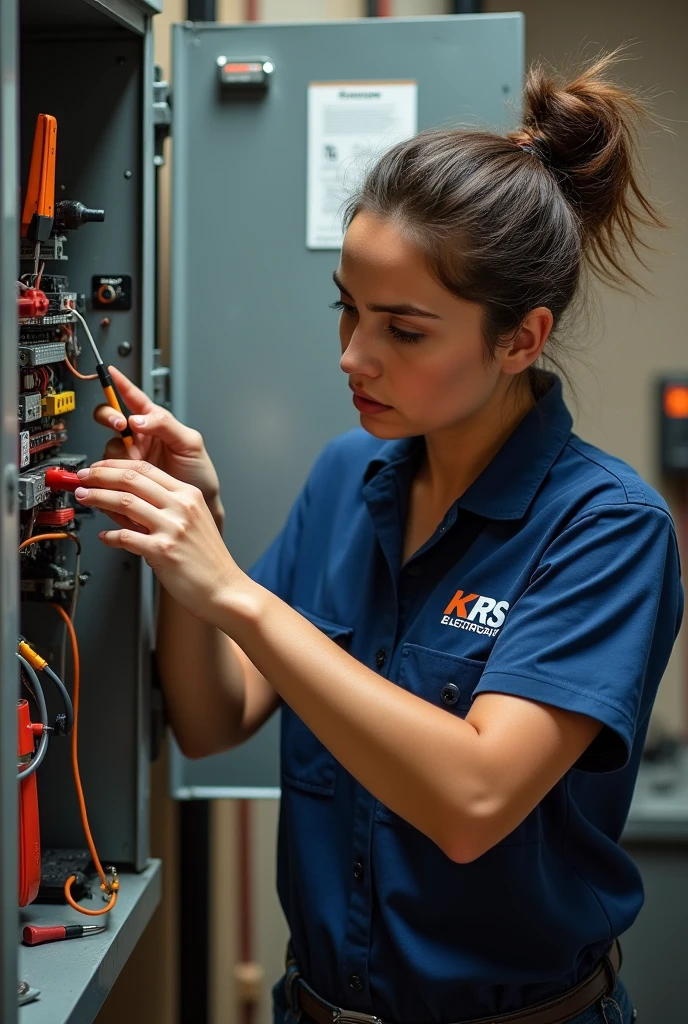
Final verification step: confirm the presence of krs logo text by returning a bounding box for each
[441,590,510,638]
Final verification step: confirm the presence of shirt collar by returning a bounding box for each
[362,374,573,521]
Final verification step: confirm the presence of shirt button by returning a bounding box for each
[407,564,421,577]
[349,975,363,991]
[440,683,460,706]
[353,861,364,881]
[375,648,387,669]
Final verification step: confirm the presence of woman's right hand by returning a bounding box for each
[93,364,225,528]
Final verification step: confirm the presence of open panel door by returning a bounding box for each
[169,14,524,798]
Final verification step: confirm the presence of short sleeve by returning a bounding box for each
[247,480,310,604]
[474,503,683,772]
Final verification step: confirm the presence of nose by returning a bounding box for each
[339,325,382,379]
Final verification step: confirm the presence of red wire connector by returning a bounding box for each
[36,508,75,527]
[18,288,49,319]
[45,468,80,493]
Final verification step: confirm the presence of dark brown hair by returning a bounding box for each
[344,52,663,372]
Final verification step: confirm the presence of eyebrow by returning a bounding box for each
[332,270,443,320]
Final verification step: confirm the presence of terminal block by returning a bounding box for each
[18,341,66,367]
[42,391,75,416]
[19,392,43,424]
[18,469,47,510]
[20,431,30,468]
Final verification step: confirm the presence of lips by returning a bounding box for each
[350,386,393,416]
[349,385,390,407]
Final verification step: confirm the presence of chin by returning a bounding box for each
[358,415,417,440]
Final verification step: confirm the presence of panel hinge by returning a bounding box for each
[153,65,172,167]
[151,348,171,408]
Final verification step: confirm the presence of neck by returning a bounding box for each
[419,377,535,510]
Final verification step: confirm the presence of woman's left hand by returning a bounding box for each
[74,459,241,623]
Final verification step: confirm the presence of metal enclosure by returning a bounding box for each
[1,5,20,1021]
[2,0,159,1020]
[169,15,525,797]
[17,32,156,872]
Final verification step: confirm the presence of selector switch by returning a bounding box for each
[92,275,132,310]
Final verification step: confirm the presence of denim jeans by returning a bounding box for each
[272,976,637,1024]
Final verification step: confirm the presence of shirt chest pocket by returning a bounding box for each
[375,643,543,847]
[280,607,352,797]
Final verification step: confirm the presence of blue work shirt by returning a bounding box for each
[249,375,683,1024]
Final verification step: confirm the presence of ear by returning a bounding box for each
[501,307,553,375]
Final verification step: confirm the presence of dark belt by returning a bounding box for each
[284,940,622,1024]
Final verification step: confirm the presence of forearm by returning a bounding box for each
[217,579,492,859]
[156,585,248,758]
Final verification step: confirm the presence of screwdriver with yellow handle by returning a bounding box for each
[69,307,134,448]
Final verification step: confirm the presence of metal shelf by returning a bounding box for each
[18,859,162,1023]
[624,746,688,842]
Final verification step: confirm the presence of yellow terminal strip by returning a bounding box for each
[42,391,76,416]
[18,640,47,672]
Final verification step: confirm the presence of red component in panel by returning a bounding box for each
[18,288,50,318]
[36,507,75,526]
[17,700,41,907]
[45,467,80,493]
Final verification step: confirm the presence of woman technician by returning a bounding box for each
[81,54,682,1024]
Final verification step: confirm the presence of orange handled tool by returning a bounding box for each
[68,307,134,449]
[96,365,134,448]
[21,114,57,241]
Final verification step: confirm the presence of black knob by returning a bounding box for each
[53,200,106,232]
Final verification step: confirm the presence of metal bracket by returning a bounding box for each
[153,66,171,167]
[150,348,171,409]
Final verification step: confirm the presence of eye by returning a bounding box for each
[386,324,425,344]
[330,299,358,317]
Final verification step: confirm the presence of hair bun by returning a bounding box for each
[511,51,663,282]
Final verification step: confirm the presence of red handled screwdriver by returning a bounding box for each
[23,924,106,946]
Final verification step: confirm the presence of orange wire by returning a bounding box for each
[50,603,118,916]
[63,353,98,381]
[17,532,116,913]
[19,531,81,553]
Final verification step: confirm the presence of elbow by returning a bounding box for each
[441,835,490,865]
[438,799,503,865]
[173,727,236,761]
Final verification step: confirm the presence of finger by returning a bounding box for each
[93,404,145,460]
[74,485,166,531]
[79,459,185,493]
[126,406,203,456]
[98,527,157,559]
[107,366,156,416]
[103,511,150,534]
[75,463,180,505]
[93,402,128,432]
[103,438,130,460]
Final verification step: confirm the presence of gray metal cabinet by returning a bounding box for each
[2,2,161,1021]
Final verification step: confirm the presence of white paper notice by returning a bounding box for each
[306,81,418,250]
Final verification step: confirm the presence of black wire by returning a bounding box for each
[44,665,74,734]
[17,654,50,780]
